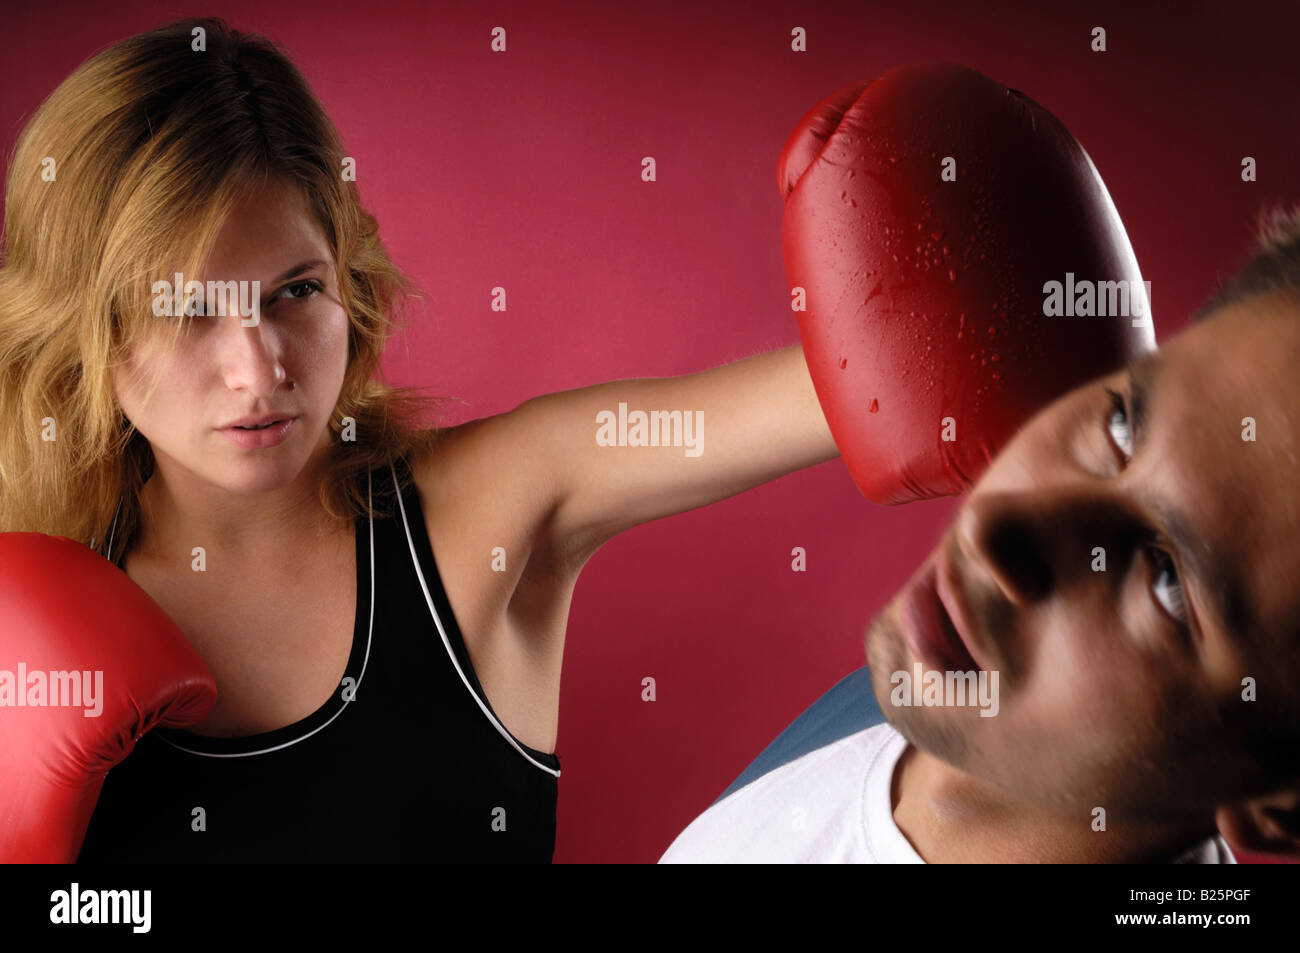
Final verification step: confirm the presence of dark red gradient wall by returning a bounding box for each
[3,0,1297,863]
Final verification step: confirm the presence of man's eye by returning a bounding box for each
[1144,545,1189,627]
[1104,387,1133,463]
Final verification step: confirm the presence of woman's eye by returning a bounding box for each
[1145,545,1189,627]
[276,279,323,302]
[1104,387,1133,463]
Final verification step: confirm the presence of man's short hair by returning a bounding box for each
[1188,202,1300,789]
[1195,204,1300,322]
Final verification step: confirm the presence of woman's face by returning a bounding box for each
[113,179,350,496]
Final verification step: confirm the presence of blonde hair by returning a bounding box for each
[0,17,447,563]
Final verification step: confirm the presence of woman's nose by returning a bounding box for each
[219,316,287,396]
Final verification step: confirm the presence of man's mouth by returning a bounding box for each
[900,562,981,672]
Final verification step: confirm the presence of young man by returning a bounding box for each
[663,208,1300,864]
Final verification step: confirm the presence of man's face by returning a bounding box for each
[113,179,349,496]
[866,292,1300,818]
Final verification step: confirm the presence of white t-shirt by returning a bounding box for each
[659,722,1236,864]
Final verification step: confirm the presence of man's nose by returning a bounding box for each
[955,486,1146,607]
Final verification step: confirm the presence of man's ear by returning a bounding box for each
[1216,787,1300,859]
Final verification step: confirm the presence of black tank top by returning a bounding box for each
[77,456,561,862]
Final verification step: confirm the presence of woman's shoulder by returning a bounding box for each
[401,410,571,578]
[404,409,556,510]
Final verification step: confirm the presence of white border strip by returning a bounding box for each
[390,460,560,778]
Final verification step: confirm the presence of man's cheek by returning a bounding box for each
[1002,628,1118,729]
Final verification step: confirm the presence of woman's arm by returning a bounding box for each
[511,343,838,570]
[402,341,838,747]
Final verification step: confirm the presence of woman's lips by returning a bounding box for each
[901,562,980,672]
[218,416,296,449]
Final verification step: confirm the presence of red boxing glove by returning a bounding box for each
[780,63,1155,504]
[0,533,216,863]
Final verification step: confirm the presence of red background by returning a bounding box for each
[3,0,1298,863]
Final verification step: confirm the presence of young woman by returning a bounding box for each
[0,18,836,861]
